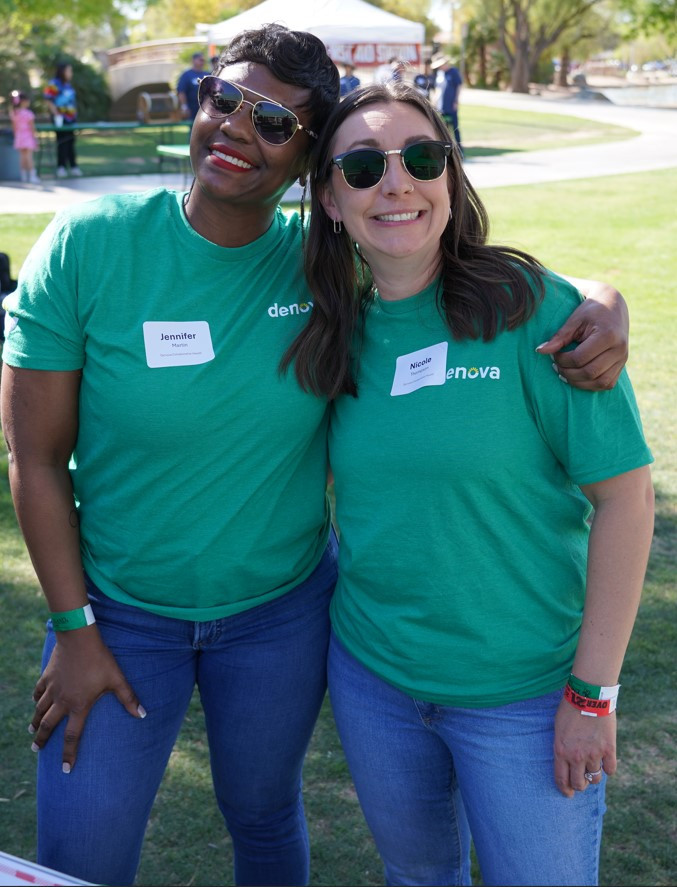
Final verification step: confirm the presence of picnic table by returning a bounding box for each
[156,143,192,184]
[32,121,191,178]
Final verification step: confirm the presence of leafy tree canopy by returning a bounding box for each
[134,0,259,41]
[621,0,677,45]
[366,0,439,41]
[1,0,119,25]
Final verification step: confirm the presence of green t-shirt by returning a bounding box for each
[3,189,331,620]
[329,272,653,707]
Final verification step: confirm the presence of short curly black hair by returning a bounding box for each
[217,23,340,135]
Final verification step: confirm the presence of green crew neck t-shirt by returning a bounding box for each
[3,189,330,620]
[329,272,653,707]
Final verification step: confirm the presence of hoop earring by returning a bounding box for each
[449,207,453,221]
[333,219,343,234]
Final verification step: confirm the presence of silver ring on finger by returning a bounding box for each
[584,767,603,782]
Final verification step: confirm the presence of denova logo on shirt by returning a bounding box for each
[446,365,501,380]
[267,301,314,317]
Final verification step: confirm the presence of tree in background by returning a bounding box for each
[461,19,504,88]
[551,2,621,86]
[367,0,440,42]
[620,0,677,52]
[459,0,612,92]
[134,0,257,41]
[1,14,114,121]
[0,15,34,111]
[500,0,607,91]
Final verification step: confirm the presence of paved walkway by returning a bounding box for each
[1,88,675,214]
[461,88,677,188]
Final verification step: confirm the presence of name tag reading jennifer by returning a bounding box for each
[390,342,448,396]
[143,321,215,368]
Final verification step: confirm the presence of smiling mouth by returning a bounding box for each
[374,211,422,222]
[210,148,255,170]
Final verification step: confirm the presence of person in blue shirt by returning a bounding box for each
[414,57,437,99]
[440,59,464,157]
[339,63,361,97]
[177,52,206,121]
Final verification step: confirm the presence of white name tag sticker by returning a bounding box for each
[390,341,448,396]
[143,321,215,368]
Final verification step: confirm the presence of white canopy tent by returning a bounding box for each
[205,0,425,67]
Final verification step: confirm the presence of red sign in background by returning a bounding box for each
[327,44,421,67]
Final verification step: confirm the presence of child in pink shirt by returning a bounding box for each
[10,91,40,183]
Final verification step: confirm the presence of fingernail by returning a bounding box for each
[137,705,147,719]
[28,724,35,734]
[31,742,39,753]
[551,361,558,373]
[558,374,569,385]
[62,762,71,774]
[535,342,548,352]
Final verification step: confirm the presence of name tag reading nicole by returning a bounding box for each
[143,321,215,368]
[390,342,448,396]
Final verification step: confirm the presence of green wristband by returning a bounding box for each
[49,604,96,632]
[568,673,620,701]
[568,673,602,698]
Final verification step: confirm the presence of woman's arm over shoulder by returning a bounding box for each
[535,277,629,391]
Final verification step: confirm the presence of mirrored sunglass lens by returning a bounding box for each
[253,101,298,144]
[342,151,386,188]
[403,143,446,180]
[201,78,241,116]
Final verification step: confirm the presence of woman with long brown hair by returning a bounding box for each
[289,82,654,886]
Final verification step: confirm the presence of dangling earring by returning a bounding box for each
[449,206,453,221]
[333,219,343,234]
[299,178,308,248]
[299,178,307,219]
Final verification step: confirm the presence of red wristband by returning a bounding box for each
[564,683,616,716]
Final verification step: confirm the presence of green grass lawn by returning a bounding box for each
[0,168,674,886]
[461,103,638,155]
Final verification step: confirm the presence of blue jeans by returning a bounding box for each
[441,112,463,157]
[36,533,338,886]
[328,633,606,887]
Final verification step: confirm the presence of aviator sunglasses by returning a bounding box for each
[332,140,453,190]
[197,75,318,146]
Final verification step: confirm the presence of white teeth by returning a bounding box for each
[212,149,253,169]
[375,211,420,222]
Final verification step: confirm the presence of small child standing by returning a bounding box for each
[10,90,40,184]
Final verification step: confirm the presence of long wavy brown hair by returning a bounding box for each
[281,82,547,399]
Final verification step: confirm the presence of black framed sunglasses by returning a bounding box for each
[197,75,318,146]
[332,140,453,190]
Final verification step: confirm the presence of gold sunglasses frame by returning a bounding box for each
[197,76,318,144]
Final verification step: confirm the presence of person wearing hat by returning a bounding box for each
[177,51,206,121]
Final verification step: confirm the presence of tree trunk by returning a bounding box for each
[510,46,530,92]
[557,46,570,87]
[509,4,531,93]
[479,42,487,87]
